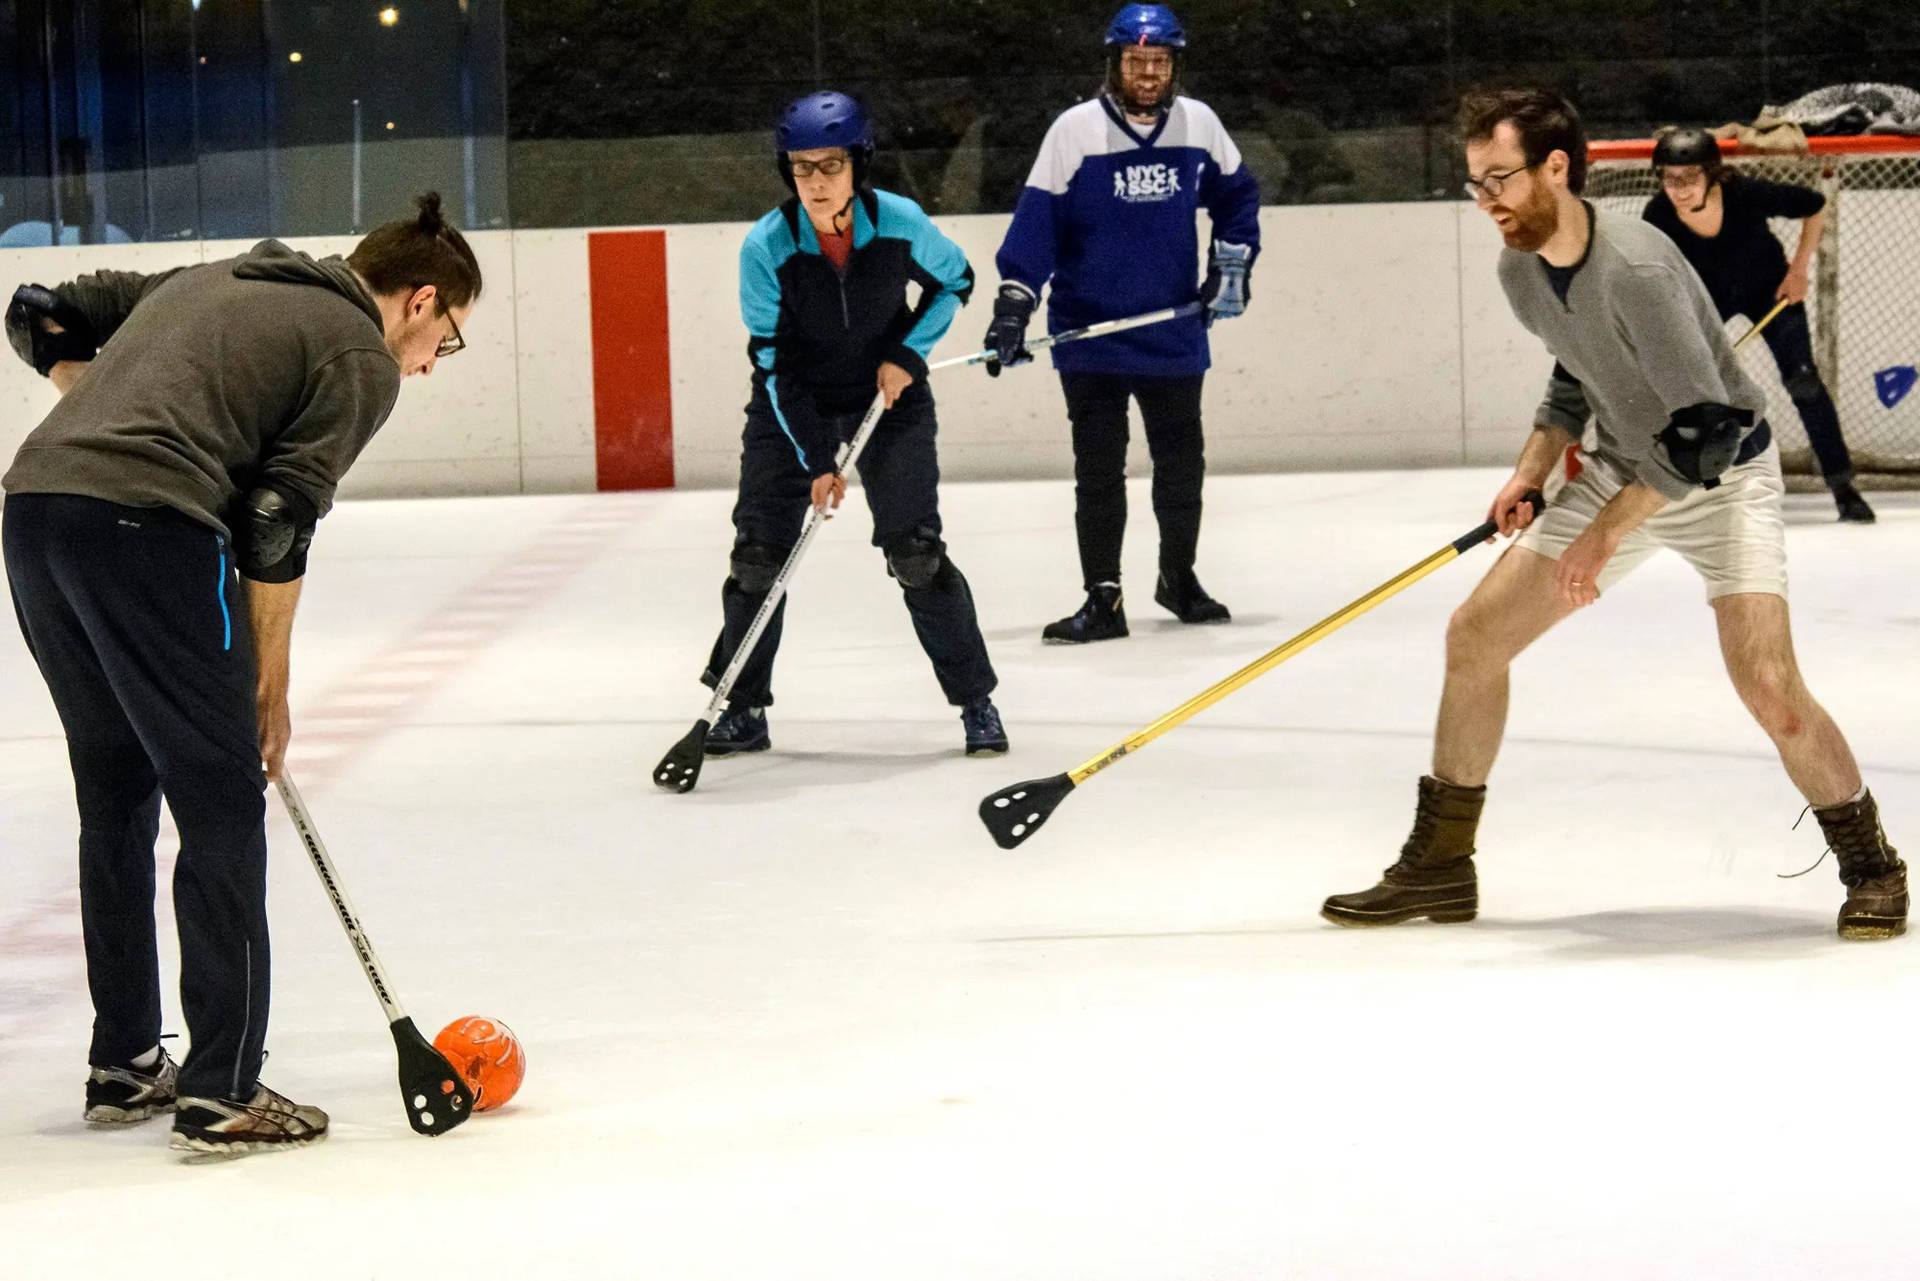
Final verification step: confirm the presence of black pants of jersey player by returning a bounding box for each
[703,384,997,709]
[1739,300,1854,486]
[1058,371,1208,590]
[4,493,269,1102]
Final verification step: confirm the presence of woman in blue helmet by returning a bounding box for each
[989,4,1262,643]
[697,91,1007,759]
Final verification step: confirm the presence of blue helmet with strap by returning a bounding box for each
[1105,4,1187,49]
[774,91,875,192]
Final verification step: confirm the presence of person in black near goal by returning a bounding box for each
[1642,126,1875,523]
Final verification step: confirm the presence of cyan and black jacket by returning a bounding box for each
[739,187,974,477]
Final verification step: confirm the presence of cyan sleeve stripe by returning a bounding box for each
[904,291,963,361]
[765,375,807,467]
[879,194,974,357]
[739,222,787,346]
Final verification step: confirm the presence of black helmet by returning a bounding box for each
[1652,126,1723,174]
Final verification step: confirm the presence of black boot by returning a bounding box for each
[1833,484,1876,524]
[1814,790,1907,940]
[1322,776,1485,926]
[1154,569,1230,624]
[1041,583,1128,644]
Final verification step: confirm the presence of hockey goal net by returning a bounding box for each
[1587,136,1920,485]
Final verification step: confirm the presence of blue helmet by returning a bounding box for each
[774,91,875,191]
[1105,4,1186,49]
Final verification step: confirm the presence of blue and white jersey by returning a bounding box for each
[995,95,1261,377]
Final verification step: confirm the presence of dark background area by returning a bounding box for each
[2,1,1916,241]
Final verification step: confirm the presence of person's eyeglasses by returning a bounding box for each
[434,308,465,359]
[1463,161,1538,202]
[789,155,849,179]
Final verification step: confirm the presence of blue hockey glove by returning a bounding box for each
[1201,241,1253,328]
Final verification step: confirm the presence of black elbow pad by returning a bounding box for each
[1657,402,1749,486]
[237,486,317,582]
[6,285,99,376]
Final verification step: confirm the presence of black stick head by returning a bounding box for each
[654,720,711,794]
[390,1016,475,1137]
[978,773,1076,850]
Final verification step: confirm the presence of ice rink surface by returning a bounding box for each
[2,467,1917,1279]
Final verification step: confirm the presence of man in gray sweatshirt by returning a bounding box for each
[1321,90,1904,941]
[3,193,482,1154]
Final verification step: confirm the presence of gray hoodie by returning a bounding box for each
[3,240,402,538]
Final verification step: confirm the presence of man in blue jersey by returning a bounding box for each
[989,4,1261,643]
[698,92,1005,759]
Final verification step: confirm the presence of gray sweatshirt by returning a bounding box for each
[3,240,402,538]
[1499,204,1769,502]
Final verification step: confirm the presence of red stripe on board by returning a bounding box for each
[588,229,675,490]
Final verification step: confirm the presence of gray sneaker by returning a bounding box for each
[84,1049,179,1125]
[170,1084,329,1156]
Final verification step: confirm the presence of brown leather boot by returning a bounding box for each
[1322,776,1485,927]
[1814,791,1908,941]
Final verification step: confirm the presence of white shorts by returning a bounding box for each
[1515,443,1788,600]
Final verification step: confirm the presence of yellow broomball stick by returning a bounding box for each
[978,490,1547,850]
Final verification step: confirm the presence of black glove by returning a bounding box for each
[983,283,1036,378]
[6,285,97,376]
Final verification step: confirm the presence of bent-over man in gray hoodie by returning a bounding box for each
[1320,90,1904,942]
[3,193,482,1155]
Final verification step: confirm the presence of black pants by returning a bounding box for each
[1058,371,1207,590]
[1739,301,1854,486]
[703,385,996,709]
[4,494,269,1101]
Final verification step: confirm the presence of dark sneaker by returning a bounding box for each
[1154,570,1231,624]
[1833,485,1876,524]
[704,704,770,757]
[962,697,1009,757]
[84,1049,179,1125]
[1041,584,1128,644]
[171,1084,328,1156]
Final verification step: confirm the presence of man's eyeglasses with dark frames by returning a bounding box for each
[1463,161,1539,202]
[435,308,465,360]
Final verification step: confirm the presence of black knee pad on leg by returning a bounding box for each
[729,538,787,595]
[885,531,947,590]
[1784,362,1826,404]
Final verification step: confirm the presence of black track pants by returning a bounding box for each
[5,494,269,1101]
[1058,371,1207,590]
[702,385,997,709]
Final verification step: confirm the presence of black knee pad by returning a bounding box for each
[885,532,947,590]
[1784,362,1825,404]
[728,539,787,594]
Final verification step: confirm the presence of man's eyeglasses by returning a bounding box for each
[1463,161,1538,202]
[435,307,465,360]
[788,155,849,179]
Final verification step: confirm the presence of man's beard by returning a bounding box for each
[1117,79,1169,115]
[1497,182,1560,252]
